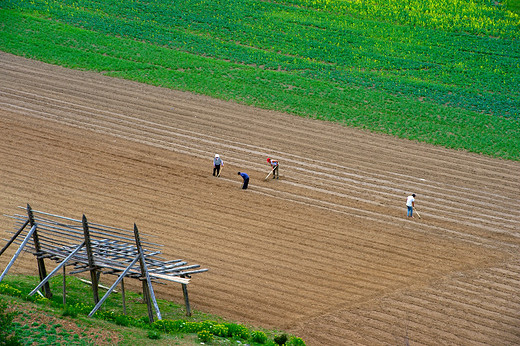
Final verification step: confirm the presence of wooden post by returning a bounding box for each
[63,266,66,307]
[134,224,154,322]
[121,277,126,315]
[27,204,52,298]
[181,275,191,317]
[82,215,99,304]
[133,223,162,322]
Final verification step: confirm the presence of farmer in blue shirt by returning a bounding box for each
[237,172,249,189]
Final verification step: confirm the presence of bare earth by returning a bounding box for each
[1,52,519,345]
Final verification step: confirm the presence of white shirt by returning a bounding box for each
[406,195,415,207]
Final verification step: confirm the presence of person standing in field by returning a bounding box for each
[267,157,279,179]
[406,193,416,218]
[237,172,249,189]
[213,154,224,177]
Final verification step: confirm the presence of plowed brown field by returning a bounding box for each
[1,52,519,345]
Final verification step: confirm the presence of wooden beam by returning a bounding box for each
[134,223,161,322]
[29,241,85,296]
[82,215,99,304]
[181,275,191,317]
[88,253,140,318]
[63,266,66,307]
[121,277,126,315]
[147,272,190,284]
[0,219,29,257]
[28,204,52,298]
[79,279,117,292]
[0,224,38,282]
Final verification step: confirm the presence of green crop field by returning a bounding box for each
[1,0,519,160]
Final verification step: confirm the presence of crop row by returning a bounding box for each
[281,0,520,39]
[2,0,518,119]
[2,10,519,161]
[1,0,519,160]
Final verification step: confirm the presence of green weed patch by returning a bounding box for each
[0,275,305,345]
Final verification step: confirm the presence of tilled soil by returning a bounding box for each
[1,52,519,345]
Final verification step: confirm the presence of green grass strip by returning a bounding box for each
[0,275,304,345]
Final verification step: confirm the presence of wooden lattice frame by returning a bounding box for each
[0,204,208,320]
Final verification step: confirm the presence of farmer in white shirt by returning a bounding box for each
[213,154,224,177]
[267,157,279,179]
[406,193,416,217]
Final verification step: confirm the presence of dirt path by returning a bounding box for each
[1,52,519,345]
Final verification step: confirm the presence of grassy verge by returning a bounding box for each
[0,275,304,345]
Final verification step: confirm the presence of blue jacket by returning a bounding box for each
[239,172,249,179]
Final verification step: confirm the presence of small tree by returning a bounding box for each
[274,333,288,345]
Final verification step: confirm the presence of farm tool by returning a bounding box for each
[264,167,276,180]
[413,207,421,219]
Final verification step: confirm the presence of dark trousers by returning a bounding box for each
[213,165,221,176]
[242,178,249,189]
[272,165,279,179]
